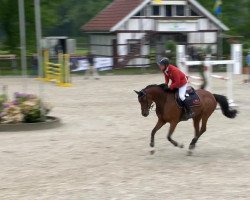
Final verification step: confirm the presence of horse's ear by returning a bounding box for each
[134,90,140,95]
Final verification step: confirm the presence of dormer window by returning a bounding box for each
[152,5,160,16]
[176,5,185,16]
[191,9,199,16]
[135,8,146,17]
[165,5,172,16]
[135,11,141,16]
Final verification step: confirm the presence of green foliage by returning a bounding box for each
[165,40,177,65]
[23,108,41,123]
[0,94,7,113]
[198,0,250,39]
[0,0,61,53]
[44,0,112,36]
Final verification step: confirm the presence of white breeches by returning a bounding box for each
[179,83,188,101]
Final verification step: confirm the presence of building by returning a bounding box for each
[82,0,229,68]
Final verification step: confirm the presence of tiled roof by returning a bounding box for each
[82,0,144,32]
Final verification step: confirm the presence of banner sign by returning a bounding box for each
[71,57,113,72]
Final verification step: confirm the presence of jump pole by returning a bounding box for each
[176,44,241,107]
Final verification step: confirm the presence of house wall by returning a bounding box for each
[124,18,155,31]
[115,17,219,66]
[117,33,145,56]
[155,17,219,45]
[157,20,197,32]
[90,34,116,56]
[117,32,150,67]
[127,43,150,67]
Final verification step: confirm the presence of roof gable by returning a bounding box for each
[82,0,229,32]
[82,0,148,32]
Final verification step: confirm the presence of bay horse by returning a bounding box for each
[134,84,238,155]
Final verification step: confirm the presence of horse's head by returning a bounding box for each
[134,89,153,117]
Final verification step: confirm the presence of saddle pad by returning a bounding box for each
[176,87,201,108]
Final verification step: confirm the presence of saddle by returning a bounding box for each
[175,86,201,108]
[175,87,201,121]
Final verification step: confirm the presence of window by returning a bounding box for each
[176,5,185,16]
[128,40,140,54]
[152,6,160,16]
[135,11,141,16]
[191,9,199,16]
[165,5,172,16]
[135,9,146,17]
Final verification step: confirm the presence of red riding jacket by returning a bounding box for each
[163,64,188,90]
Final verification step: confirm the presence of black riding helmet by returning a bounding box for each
[159,57,170,67]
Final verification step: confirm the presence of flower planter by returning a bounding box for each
[0,116,61,132]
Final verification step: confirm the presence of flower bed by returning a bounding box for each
[0,92,51,124]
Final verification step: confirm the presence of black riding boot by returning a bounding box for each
[183,99,195,119]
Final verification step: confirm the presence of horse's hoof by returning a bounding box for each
[187,150,193,156]
[150,142,154,148]
[189,145,195,150]
[178,143,184,148]
[149,147,155,155]
[150,149,155,155]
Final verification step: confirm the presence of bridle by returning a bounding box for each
[140,90,155,112]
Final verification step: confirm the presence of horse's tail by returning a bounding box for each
[213,94,238,118]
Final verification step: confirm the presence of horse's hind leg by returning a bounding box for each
[198,116,208,139]
[189,115,202,150]
[188,115,208,155]
[167,121,184,148]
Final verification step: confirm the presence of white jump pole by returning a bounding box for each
[227,63,234,104]
[176,45,187,74]
[177,44,242,107]
[231,44,243,75]
[204,55,212,91]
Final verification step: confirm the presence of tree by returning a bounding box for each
[44,0,112,36]
[0,0,19,53]
[0,0,60,53]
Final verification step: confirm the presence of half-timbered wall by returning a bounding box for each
[90,34,116,56]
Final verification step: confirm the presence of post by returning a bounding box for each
[227,64,233,104]
[64,54,71,84]
[204,55,212,91]
[43,50,49,80]
[18,0,27,91]
[58,53,64,84]
[34,0,43,78]
[231,44,242,74]
[34,0,46,120]
[176,45,187,74]
[61,54,72,87]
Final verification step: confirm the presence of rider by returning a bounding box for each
[158,57,194,119]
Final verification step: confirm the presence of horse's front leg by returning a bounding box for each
[167,121,184,148]
[150,119,164,148]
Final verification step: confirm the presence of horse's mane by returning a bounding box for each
[144,84,160,89]
[144,84,176,93]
